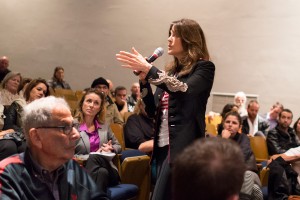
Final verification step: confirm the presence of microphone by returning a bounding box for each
[133,47,164,76]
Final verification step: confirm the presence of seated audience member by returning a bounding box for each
[294,117,300,143]
[241,100,269,137]
[75,88,121,193]
[0,72,23,105]
[0,56,11,83]
[127,82,140,112]
[91,77,123,125]
[0,104,14,141]
[268,146,300,198]
[221,111,258,172]
[47,66,71,90]
[0,78,50,161]
[124,99,154,153]
[217,103,239,135]
[263,102,284,131]
[267,109,298,156]
[172,137,246,200]
[114,86,129,117]
[234,91,248,117]
[0,96,109,199]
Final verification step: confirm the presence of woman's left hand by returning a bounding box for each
[116,47,152,74]
[100,140,114,152]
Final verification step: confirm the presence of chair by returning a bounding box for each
[260,167,269,200]
[123,112,133,124]
[205,123,217,136]
[75,90,84,101]
[208,115,222,126]
[52,88,75,97]
[249,136,269,163]
[120,155,151,200]
[110,123,126,150]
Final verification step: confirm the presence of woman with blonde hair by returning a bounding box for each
[75,88,121,193]
[0,72,23,105]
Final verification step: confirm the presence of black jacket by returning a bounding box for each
[267,125,298,156]
[141,60,215,162]
[0,150,109,200]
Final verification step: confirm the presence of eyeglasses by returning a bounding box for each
[36,122,79,135]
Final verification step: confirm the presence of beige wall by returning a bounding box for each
[1,0,300,119]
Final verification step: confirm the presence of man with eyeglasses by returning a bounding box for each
[0,96,109,200]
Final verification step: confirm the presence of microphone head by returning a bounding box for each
[153,47,164,57]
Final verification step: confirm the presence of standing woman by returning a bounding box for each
[75,88,121,193]
[116,18,215,200]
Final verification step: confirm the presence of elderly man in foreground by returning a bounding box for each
[0,96,108,200]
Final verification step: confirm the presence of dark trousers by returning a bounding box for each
[152,145,171,200]
[85,154,120,193]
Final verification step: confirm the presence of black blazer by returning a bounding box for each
[141,60,215,162]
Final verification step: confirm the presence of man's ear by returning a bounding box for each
[28,128,43,149]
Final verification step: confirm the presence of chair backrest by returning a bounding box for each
[249,136,269,162]
[121,155,151,200]
[110,123,126,150]
[53,88,75,97]
[75,90,84,101]
[208,115,222,126]
[260,167,269,187]
[123,112,133,124]
[205,123,217,136]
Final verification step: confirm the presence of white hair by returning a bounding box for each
[22,96,70,136]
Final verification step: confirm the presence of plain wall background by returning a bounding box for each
[1,0,299,118]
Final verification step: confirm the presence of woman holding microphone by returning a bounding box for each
[116,18,215,200]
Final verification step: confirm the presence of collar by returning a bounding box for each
[79,120,101,133]
[25,149,65,183]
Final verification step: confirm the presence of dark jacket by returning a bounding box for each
[3,100,23,133]
[124,113,154,149]
[48,77,71,90]
[267,125,298,156]
[0,150,109,200]
[232,133,258,172]
[141,60,215,162]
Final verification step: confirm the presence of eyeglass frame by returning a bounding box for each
[35,122,79,135]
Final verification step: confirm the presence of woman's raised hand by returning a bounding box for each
[116,47,152,75]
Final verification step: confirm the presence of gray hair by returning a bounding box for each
[22,96,70,139]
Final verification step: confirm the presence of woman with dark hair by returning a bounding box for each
[217,103,239,135]
[0,78,49,160]
[116,18,215,199]
[74,88,121,193]
[47,66,71,89]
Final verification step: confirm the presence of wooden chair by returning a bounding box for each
[52,88,75,97]
[205,123,217,136]
[249,136,269,163]
[75,90,84,101]
[123,112,133,124]
[208,115,222,126]
[110,123,126,151]
[120,155,151,200]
